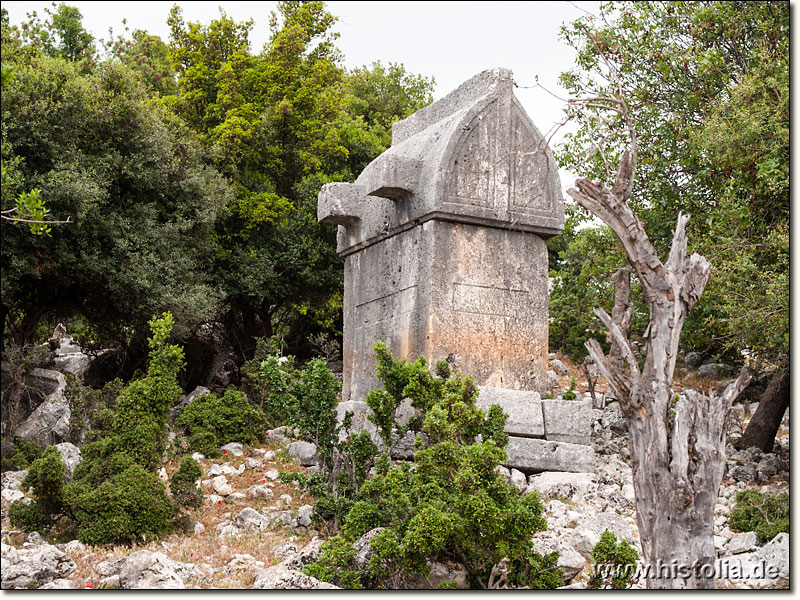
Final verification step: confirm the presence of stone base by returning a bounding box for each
[505,438,596,473]
[541,399,592,445]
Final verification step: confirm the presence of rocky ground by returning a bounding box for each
[0,352,790,590]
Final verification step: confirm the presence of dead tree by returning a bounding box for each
[566,97,751,588]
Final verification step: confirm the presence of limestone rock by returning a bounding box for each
[117,551,186,589]
[550,359,569,375]
[235,507,273,531]
[288,441,318,466]
[403,561,470,589]
[245,457,264,470]
[752,533,788,589]
[246,484,274,500]
[476,387,544,438]
[264,469,280,481]
[282,537,325,571]
[220,442,244,457]
[251,565,338,589]
[726,531,758,555]
[170,386,211,421]
[1,469,27,491]
[509,468,527,494]
[53,443,82,481]
[212,475,233,496]
[526,471,598,501]
[684,352,703,368]
[354,528,386,567]
[13,369,70,447]
[1,542,76,589]
[40,578,75,589]
[267,426,293,445]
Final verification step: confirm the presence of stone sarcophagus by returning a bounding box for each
[319,68,564,404]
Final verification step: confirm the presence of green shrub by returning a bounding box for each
[241,346,298,426]
[303,343,560,589]
[563,377,578,401]
[728,490,789,542]
[9,446,67,534]
[66,377,123,444]
[10,314,182,546]
[67,462,174,546]
[1,437,44,472]
[170,457,203,508]
[177,389,268,455]
[589,531,639,589]
[112,313,185,470]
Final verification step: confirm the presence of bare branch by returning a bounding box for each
[594,307,639,380]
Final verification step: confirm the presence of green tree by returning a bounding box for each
[556,0,788,365]
[1,43,228,348]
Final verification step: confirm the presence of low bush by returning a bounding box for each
[0,436,44,472]
[177,389,268,457]
[302,343,561,589]
[170,457,203,509]
[589,530,639,589]
[728,490,789,542]
[9,314,181,546]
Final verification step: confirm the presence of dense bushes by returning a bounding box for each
[177,390,268,457]
[9,314,181,545]
[301,343,561,589]
[728,490,789,542]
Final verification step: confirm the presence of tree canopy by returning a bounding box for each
[551,0,788,366]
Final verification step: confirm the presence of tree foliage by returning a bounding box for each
[554,1,788,364]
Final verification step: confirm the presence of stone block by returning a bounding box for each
[476,387,543,438]
[505,438,596,473]
[541,399,592,445]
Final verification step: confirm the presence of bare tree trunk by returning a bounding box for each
[567,153,751,588]
[735,366,788,453]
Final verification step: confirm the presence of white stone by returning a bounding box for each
[220,442,244,457]
[509,468,527,494]
[212,476,232,496]
[726,531,758,555]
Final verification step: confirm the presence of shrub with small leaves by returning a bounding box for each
[563,377,578,401]
[170,457,203,508]
[589,530,639,589]
[177,389,268,456]
[1,437,44,472]
[305,343,559,589]
[728,490,789,542]
[9,446,67,534]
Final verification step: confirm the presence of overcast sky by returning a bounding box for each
[4,1,605,187]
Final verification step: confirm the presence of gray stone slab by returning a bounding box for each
[541,399,592,445]
[505,437,596,473]
[476,387,543,438]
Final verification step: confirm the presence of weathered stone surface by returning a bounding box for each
[212,475,233,496]
[726,531,759,555]
[1,469,27,491]
[684,351,703,368]
[288,441,319,466]
[117,551,186,589]
[532,534,586,580]
[235,507,273,531]
[13,369,70,447]
[541,399,592,445]
[169,386,211,421]
[509,468,527,494]
[320,68,563,404]
[476,387,543,438]
[335,400,382,446]
[752,533,788,589]
[267,426,293,445]
[54,443,82,481]
[251,566,339,589]
[505,437,596,473]
[550,359,569,375]
[220,442,244,457]
[403,561,470,589]
[354,528,386,567]
[1,542,76,589]
[526,471,598,501]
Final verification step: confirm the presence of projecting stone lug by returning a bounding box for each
[317,182,366,226]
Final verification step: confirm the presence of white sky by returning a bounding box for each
[3,1,602,188]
